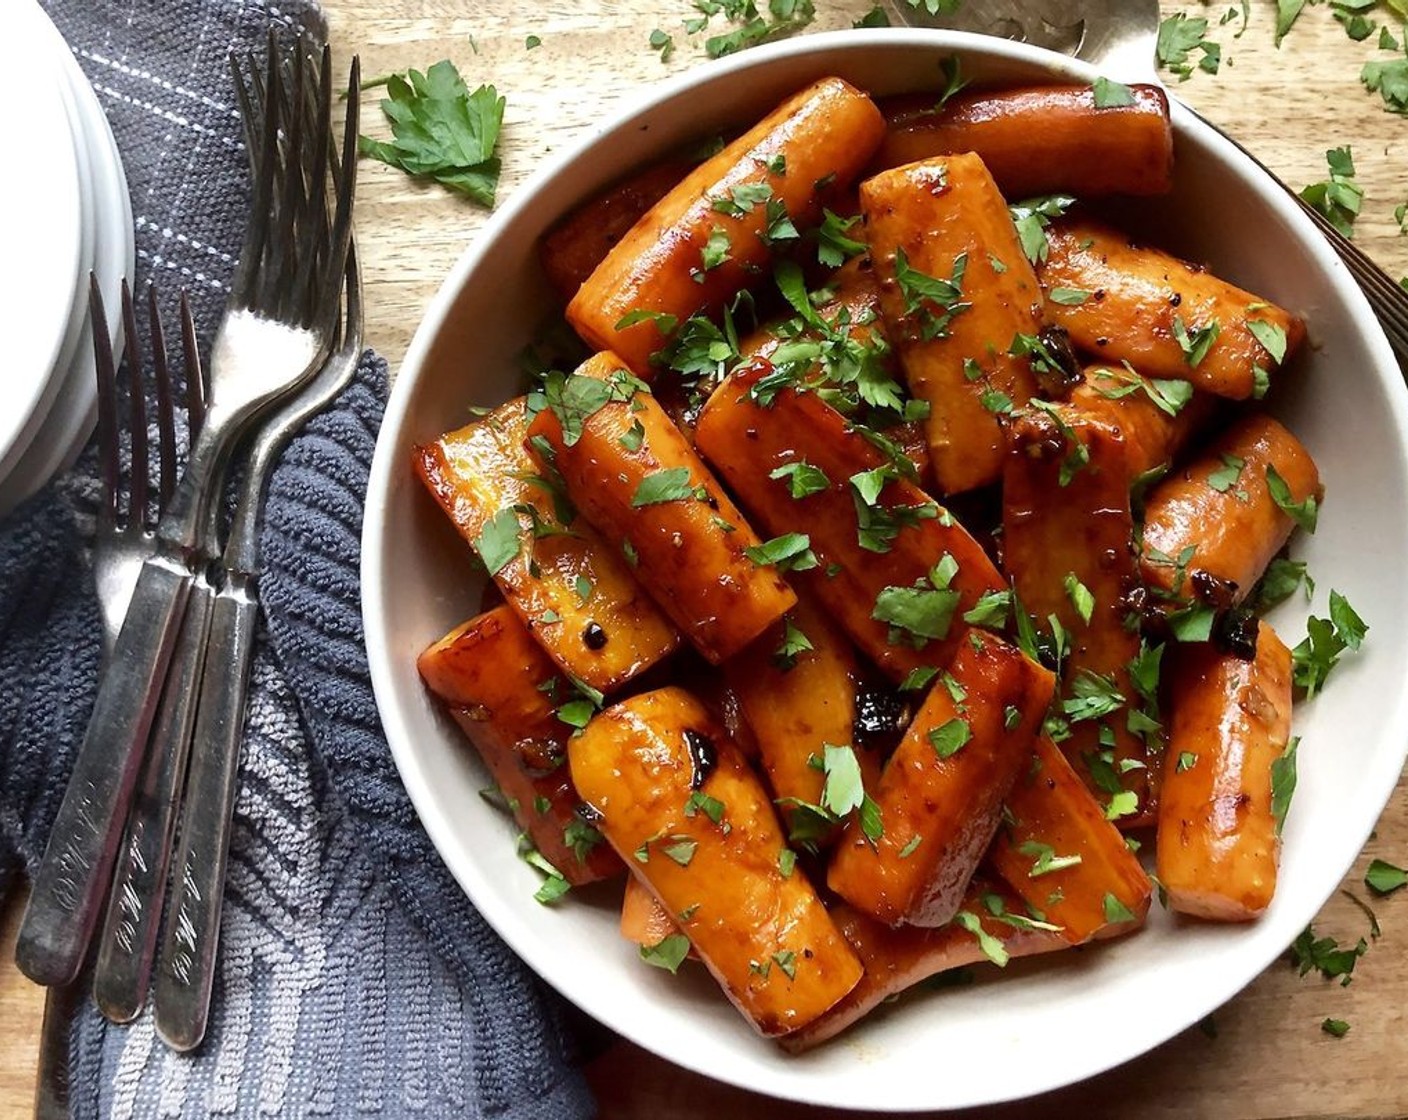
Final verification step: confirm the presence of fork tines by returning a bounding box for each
[90,277,205,533]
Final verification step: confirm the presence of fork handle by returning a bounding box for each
[152,577,259,1052]
[16,555,193,987]
[92,577,215,1023]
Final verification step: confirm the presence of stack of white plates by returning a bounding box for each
[0,1,134,518]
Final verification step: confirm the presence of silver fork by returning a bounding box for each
[884,0,1408,366]
[154,239,362,1052]
[16,35,356,989]
[150,51,361,1052]
[33,275,206,1116]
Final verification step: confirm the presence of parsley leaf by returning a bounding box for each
[820,743,865,817]
[893,248,970,340]
[1064,573,1095,625]
[1266,464,1319,533]
[640,933,691,973]
[953,911,1009,967]
[1091,77,1136,108]
[744,533,818,572]
[359,61,505,205]
[1366,859,1408,895]
[1270,736,1300,835]
[1009,194,1077,265]
[1289,924,1367,984]
[632,467,697,507]
[1019,840,1083,878]
[773,617,814,670]
[816,209,867,268]
[474,508,521,577]
[1172,316,1221,368]
[1103,892,1136,923]
[873,584,960,645]
[1157,14,1221,81]
[770,460,831,498]
[928,718,972,759]
[1362,56,1408,113]
[1207,453,1246,494]
[1253,557,1310,612]
[1300,147,1364,239]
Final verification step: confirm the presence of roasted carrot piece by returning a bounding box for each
[1068,365,1217,479]
[827,633,1055,928]
[527,352,796,664]
[1157,622,1295,921]
[569,687,863,1037]
[620,874,695,955]
[414,399,680,693]
[780,879,1069,1052]
[734,256,933,483]
[1037,218,1305,400]
[417,607,622,886]
[695,363,1005,683]
[567,77,886,378]
[540,159,695,303]
[989,734,1153,944]
[1003,405,1154,820]
[861,153,1045,494]
[724,591,882,843]
[874,84,1174,199]
[1140,414,1322,606]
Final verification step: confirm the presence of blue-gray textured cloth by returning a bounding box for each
[0,2,595,1116]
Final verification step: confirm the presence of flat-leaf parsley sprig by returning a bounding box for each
[358,59,506,206]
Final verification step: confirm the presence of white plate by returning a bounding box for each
[363,31,1408,1111]
[0,2,84,488]
[0,2,133,516]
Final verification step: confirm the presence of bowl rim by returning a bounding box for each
[363,26,1408,1111]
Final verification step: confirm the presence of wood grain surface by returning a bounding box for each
[5,2,1408,1117]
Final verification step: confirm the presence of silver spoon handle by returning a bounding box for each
[16,554,192,987]
[152,579,260,1051]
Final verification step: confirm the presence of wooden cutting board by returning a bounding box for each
[3,2,1406,1116]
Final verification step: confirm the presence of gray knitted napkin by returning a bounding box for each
[1,2,595,1116]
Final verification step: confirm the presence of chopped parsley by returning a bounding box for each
[744,532,819,572]
[773,617,814,670]
[953,910,1009,967]
[1064,573,1095,625]
[1289,924,1367,985]
[474,507,521,577]
[684,792,726,825]
[770,460,831,498]
[1266,464,1319,533]
[1091,77,1136,108]
[872,581,960,647]
[1300,147,1363,239]
[517,835,571,905]
[1366,859,1408,895]
[640,933,691,973]
[1019,840,1083,878]
[893,248,970,340]
[1157,14,1222,80]
[631,467,698,507]
[1172,316,1221,368]
[816,208,867,268]
[928,718,972,759]
[1009,194,1077,265]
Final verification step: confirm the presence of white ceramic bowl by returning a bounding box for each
[364,30,1408,1111]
